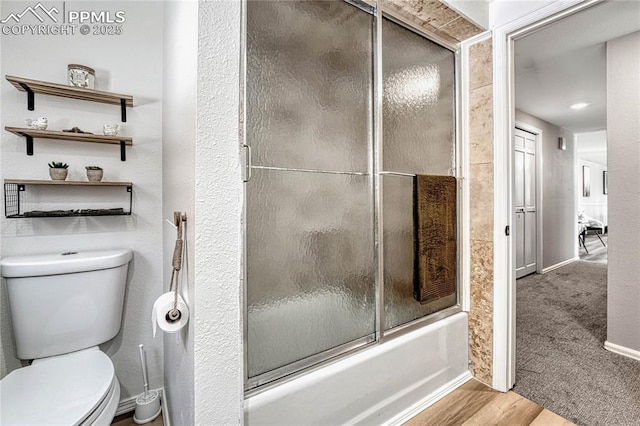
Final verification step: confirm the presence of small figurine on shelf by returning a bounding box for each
[26,117,48,130]
[63,126,92,134]
[48,162,69,181]
[85,166,104,182]
[103,124,121,136]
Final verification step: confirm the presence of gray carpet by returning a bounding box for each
[513,261,640,426]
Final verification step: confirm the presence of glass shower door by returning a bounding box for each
[245,0,375,385]
[380,17,458,331]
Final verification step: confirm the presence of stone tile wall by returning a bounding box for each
[468,38,494,385]
[381,0,483,43]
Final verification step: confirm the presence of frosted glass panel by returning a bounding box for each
[247,1,373,173]
[382,175,456,330]
[247,168,375,377]
[382,18,456,175]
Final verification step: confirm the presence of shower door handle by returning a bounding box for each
[242,144,252,183]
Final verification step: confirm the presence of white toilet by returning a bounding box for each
[0,249,133,426]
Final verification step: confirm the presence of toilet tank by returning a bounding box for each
[0,249,133,360]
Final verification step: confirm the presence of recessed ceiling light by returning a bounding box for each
[570,102,591,110]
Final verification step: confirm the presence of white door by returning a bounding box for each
[514,128,537,278]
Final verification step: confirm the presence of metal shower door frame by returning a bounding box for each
[241,0,464,393]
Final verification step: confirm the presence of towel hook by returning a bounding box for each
[173,211,187,226]
[173,211,187,237]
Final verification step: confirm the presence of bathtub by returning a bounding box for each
[244,312,471,425]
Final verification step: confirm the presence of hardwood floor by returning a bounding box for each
[111,380,571,426]
[403,379,574,426]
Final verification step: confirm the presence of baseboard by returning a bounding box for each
[115,396,137,416]
[115,387,164,417]
[604,341,640,362]
[542,257,579,274]
[385,371,474,426]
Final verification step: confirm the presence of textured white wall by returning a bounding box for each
[162,1,196,424]
[194,0,244,423]
[515,110,577,269]
[0,1,164,403]
[606,31,640,352]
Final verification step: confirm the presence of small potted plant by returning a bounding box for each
[48,162,69,181]
[85,166,103,182]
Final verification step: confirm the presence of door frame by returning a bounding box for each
[514,121,544,278]
[492,0,602,392]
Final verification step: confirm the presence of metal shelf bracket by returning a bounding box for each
[120,98,127,122]
[19,83,34,111]
[26,135,34,155]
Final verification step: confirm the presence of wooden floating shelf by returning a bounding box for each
[4,127,133,161]
[6,75,133,122]
[5,127,132,145]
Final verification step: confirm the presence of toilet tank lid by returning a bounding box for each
[0,249,133,278]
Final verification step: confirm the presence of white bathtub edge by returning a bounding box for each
[383,371,473,426]
[245,312,470,425]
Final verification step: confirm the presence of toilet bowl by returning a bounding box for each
[0,249,132,426]
[0,347,120,426]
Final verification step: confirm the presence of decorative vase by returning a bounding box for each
[49,168,68,181]
[86,169,103,182]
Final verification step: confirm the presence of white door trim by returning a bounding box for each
[515,121,543,276]
[491,0,602,392]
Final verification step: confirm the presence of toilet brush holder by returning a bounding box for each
[134,344,161,424]
[133,390,161,424]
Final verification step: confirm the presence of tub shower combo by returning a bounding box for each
[243,1,468,422]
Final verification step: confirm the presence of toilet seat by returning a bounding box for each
[0,348,117,426]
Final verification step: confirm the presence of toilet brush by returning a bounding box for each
[133,344,161,424]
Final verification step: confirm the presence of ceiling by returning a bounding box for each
[514,1,640,135]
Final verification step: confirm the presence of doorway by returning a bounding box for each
[494,0,640,396]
